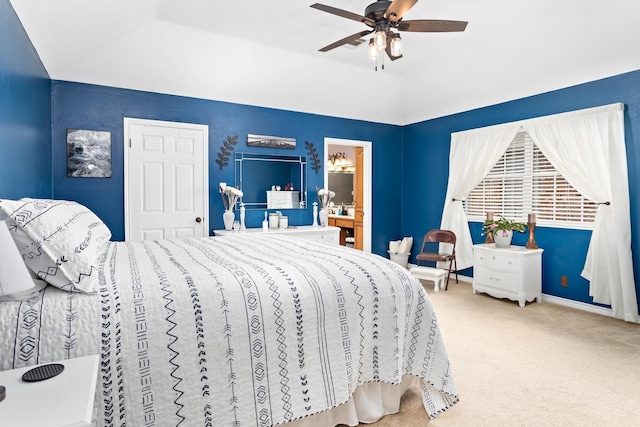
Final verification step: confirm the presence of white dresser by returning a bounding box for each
[472,244,544,307]
[214,225,340,244]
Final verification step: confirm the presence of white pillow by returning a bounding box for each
[398,237,413,254]
[0,198,111,293]
[388,240,401,253]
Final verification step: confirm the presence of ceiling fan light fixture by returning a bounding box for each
[368,39,379,60]
[374,29,386,51]
[390,33,403,57]
[311,1,468,68]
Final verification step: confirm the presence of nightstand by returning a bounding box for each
[472,244,544,307]
[0,354,99,427]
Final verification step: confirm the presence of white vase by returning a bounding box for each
[312,202,319,227]
[494,229,513,248]
[240,204,246,230]
[223,210,234,231]
[319,208,329,227]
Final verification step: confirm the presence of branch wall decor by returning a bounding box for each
[216,135,238,169]
[305,140,322,174]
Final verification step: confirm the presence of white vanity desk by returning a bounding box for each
[213,225,340,245]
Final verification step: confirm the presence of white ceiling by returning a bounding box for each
[10,0,640,125]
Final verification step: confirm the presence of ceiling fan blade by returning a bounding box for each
[319,29,373,52]
[384,0,418,22]
[310,3,374,26]
[398,19,468,32]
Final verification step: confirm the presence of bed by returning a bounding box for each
[0,198,458,426]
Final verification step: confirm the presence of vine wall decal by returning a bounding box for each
[305,140,322,174]
[216,135,238,169]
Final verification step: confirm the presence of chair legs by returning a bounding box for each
[454,257,459,283]
[416,258,458,291]
[443,257,458,291]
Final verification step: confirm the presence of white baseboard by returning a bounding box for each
[541,293,613,317]
[456,273,612,317]
[456,274,473,283]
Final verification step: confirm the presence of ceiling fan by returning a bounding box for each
[310,0,467,66]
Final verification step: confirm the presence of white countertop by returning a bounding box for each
[328,214,354,219]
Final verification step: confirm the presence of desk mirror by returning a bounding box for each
[235,152,307,210]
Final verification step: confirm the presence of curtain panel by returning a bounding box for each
[441,124,521,269]
[442,103,638,322]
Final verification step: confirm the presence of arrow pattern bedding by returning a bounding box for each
[0,233,458,426]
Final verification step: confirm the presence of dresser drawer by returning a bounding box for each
[295,230,338,244]
[333,218,354,228]
[475,266,519,293]
[321,232,338,244]
[476,252,521,272]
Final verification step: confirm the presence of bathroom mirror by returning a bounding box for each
[235,152,307,210]
[328,171,354,205]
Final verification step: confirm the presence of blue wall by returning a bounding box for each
[0,0,51,199]
[402,69,640,309]
[5,0,640,309]
[50,81,404,253]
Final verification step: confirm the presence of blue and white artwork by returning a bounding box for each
[66,129,112,178]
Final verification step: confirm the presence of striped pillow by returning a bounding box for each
[0,199,111,293]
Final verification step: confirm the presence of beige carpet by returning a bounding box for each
[355,280,640,426]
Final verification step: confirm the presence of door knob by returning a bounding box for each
[195,217,202,223]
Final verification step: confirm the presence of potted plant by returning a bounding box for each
[482,215,526,248]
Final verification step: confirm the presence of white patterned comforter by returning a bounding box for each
[0,234,458,425]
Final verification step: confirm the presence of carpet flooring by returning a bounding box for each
[357,279,640,426]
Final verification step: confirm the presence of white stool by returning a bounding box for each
[409,266,448,293]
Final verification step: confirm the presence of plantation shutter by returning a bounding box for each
[466,131,597,227]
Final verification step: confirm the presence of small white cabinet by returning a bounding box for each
[0,355,99,427]
[266,191,300,209]
[214,225,340,245]
[472,244,543,307]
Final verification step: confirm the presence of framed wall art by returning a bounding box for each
[66,129,112,178]
[247,134,296,149]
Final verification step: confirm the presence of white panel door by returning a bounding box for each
[125,118,209,241]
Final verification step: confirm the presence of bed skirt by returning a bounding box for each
[285,376,419,426]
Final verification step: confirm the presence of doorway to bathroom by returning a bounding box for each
[324,138,372,252]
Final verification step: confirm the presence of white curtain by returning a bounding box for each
[442,103,638,323]
[440,123,521,269]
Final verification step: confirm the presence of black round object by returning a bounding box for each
[0,385,6,403]
[22,363,65,382]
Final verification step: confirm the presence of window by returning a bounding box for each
[465,129,597,229]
